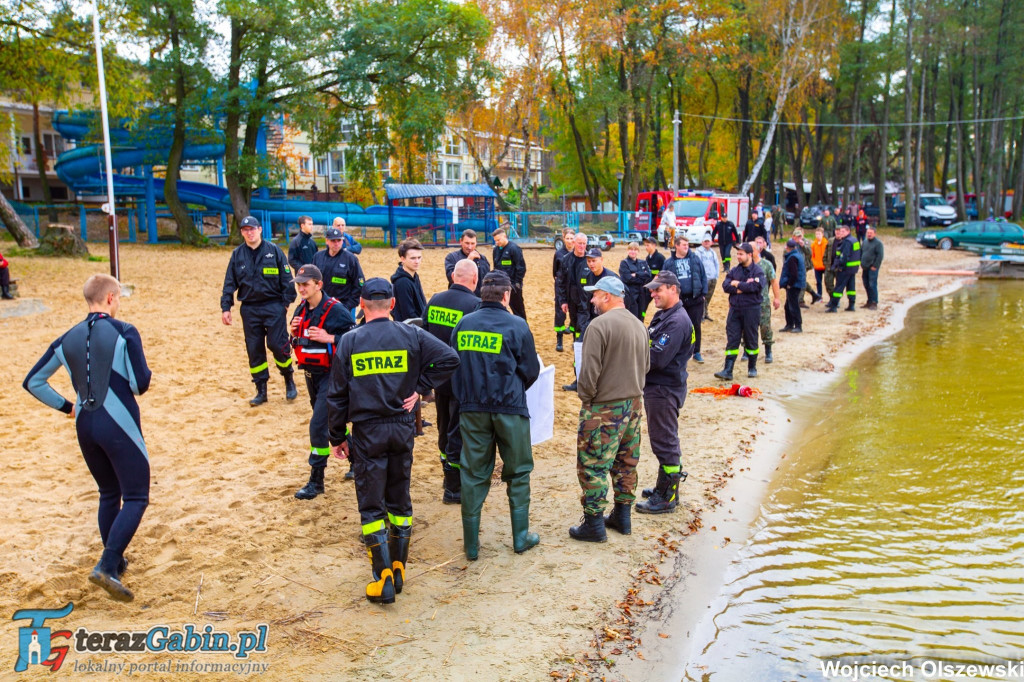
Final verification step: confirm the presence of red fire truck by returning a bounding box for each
[635,190,749,246]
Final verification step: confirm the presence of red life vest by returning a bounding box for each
[293,297,340,369]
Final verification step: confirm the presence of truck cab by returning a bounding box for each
[635,190,749,247]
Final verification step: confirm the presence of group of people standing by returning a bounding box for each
[22,210,885,606]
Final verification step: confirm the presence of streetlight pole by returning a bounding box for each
[672,109,680,191]
[615,172,624,235]
[92,1,119,280]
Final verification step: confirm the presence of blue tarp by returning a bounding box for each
[384,184,498,200]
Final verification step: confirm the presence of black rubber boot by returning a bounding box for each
[442,467,461,505]
[1,285,12,300]
[364,530,396,604]
[562,380,577,392]
[569,513,607,543]
[510,506,540,554]
[846,297,856,311]
[344,461,355,480]
[284,372,298,400]
[556,333,564,352]
[765,344,773,364]
[462,515,481,560]
[389,525,412,594]
[89,549,134,602]
[604,502,632,535]
[636,473,683,514]
[295,463,326,499]
[641,469,668,499]
[714,356,736,381]
[747,355,758,378]
[249,381,268,407]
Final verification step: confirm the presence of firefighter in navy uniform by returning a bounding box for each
[221,215,298,406]
[826,224,860,313]
[327,278,459,605]
[424,260,480,504]
[714,243,765,380]
[491,227,527,320]
[289,265,355,500]
[553,228,575,351]
[312,226,365,313]
[556,233,591,390]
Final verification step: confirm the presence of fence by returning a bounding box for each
[497,211,641,242]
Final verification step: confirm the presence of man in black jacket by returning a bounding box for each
[826,224,861,312]
[444,229,490,296]
[312,227,365,312]
[491,227,527,319]
[289,265,355,500]
[714,243,765,380]
[662,235,708,363]
[288,215,318,273]
[424,260,480,504]
[553,228,575,351]
[619,241,653,320]
[556,233,591,390]
[390,238,427,322]
[449,271,541,560]
[220,215,298,406]
[713,216,740,273]
[636,272,693,515]
[327,278,459,605]
[643,236,665,317]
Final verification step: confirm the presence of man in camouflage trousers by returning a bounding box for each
[568,278,650,543]
[751,237,781,369]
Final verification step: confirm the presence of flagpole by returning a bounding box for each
[92,1,120,280]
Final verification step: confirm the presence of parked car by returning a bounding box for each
[799,204,833,228]
[864,193,957,227]
[916,221,1024,250]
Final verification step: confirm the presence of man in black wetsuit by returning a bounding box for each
[24,274,152,602]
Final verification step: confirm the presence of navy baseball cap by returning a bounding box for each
[586,247,603,259]
[325,227,343,240]
[584,277,625,297]
[482,270,511,287]
[361,278,393,300]
[240,215,261,229]
[645,271,680,290]
[292,264,323,283]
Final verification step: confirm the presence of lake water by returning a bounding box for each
[684,281,1024,681]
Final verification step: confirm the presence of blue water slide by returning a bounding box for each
[51,111,452,232]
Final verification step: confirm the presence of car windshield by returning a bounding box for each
[673,199,710,218]
[920,196,946,207]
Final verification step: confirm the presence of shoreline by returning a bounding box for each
[611,275,974,681]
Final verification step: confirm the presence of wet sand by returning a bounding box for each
[0,234,974,680]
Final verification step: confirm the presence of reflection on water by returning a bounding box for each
[687,282,1024,681]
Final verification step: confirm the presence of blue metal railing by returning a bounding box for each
[496,211,639,241]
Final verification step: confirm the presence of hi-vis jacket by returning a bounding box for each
[833,235,861,273]
[326,318,459,440]
[448,302,540,418]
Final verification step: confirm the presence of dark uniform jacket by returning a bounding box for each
[646,250,666,276]
[221,240,295,310]
[425,284,480,393]
[288,231,318,273]
[833,235,861,273]
[556,250,591,317]
[390,265,427,322]
[645,302,694,390]
[327,319,459,441]
[713,220,739,247]
[444,249,490,296]
[722,262,766,309]
[779,249,807,290]
[312,248,365,309]
[449,302,540,418]
[553,249,568,306]
[290,294,356,373]
[664,251,709,301]
[492,241,526,290]
[743,218,767,244]
[619,257,653,304]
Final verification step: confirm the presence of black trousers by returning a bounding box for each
[643,383,686,469]
[640,287,652,320]
[682,297,705,353]
[509,286,527,320]
[831,268,858,307]
[784,286,803,329]
[726,306,760,358]
[434,384,463,470]
[719,243,734,273]
[554,299,567,334]
[305,370,331,461]
[350,420,416,533]
[240,301,293,382]
[625,288,645,321]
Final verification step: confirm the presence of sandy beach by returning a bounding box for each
[0,232,974,680]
